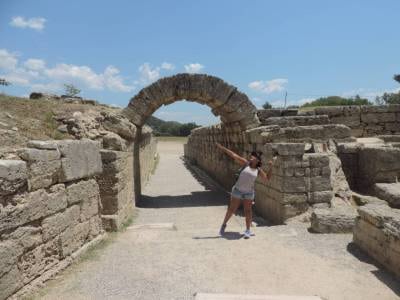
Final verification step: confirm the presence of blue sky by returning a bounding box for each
[1,0,399,125]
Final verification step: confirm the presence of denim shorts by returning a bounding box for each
[231,185,255,200]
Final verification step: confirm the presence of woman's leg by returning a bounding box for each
[243,199,253,230]
[222,196,241,225]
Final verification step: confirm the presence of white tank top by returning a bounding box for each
[235,165,258,193]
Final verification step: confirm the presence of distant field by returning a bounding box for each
[156,136,188,143]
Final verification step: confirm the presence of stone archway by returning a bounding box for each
[122,73,260,200]
[122,73,260,129]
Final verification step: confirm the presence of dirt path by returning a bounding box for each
[36,141,399,300]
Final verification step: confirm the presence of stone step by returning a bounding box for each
[195,293,323,300]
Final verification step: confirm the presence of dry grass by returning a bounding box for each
[0,94,114,150]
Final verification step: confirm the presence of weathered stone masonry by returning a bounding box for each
[0,139,103,300]
[307,104,400,137]
[0,134,157,299]
[185,122,353,224]
[185,104,400,279]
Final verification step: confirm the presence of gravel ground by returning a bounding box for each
[35,141,399,300]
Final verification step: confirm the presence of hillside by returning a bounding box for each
[0,94,200,158]
[0,94,122,157]
[145,115,200,136]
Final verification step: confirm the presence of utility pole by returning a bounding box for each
[284,91,288,109]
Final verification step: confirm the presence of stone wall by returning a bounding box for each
[185,123,353,224]
[258,105,400,137]
[97,127,157,231]
[0,139,104,300]
[312,105,400,137]
[0,132,157,299]
[353,203,400,278]
[338,142,400,199]
[140,127,158,185]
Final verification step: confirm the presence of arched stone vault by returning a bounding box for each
[122,73,260,129]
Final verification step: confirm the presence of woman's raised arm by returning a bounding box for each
[216,143,247,166]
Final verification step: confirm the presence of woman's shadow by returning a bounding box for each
[192,231,244,240]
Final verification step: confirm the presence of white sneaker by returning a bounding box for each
[243,229,252,239]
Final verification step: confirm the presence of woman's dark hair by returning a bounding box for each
[250,151,262,168]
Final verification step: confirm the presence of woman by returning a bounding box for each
[216,142,273,239]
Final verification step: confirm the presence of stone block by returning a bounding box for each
[282,177,307,193]
[309,191,333,204]
[42,205,80,241]
[3,226,42,254]
[357,204,400,228]
[101,111,136,140]
[374,183,400,208]
[0,266,24,300]
[27,140,58,150]
[311,207,358,233]
[0,240,22,278]
[102,132,127,151]
[17,148,61,190]
[80,189,100,221]
[384,122,400,133]
[307,154,330,168]
[0,160,27,196]
[272,143,305,156]
[18,239,60,284]
[330,115,361,127]
[57,139,102,182]
[310,176,332,192]
[361,112,396,123]
[88,215,102,238]
[0,184,67,233]
[59,221,90,257]
[358,146,400,185]
[66,179,99,206]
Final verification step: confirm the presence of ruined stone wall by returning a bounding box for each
[0,139,104,300]
[96,150,135,231]
[338,142,400,198]
[353,204,400,278]
[312,105,400,137]
[258,105,400,137]
[140,127,158,186]
[96,127,157,231]
[185,123,353,224]
[0,132,158,299]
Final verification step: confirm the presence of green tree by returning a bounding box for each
[0,78,11,86]
[179,122,199,136]
[63,83,81,97]
[262,101,272,109]
[375,92,400,105]
[301,95,372,107]
[394,74,400,84]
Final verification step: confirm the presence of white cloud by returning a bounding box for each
[10,16,46,31]
[103,66,134,92]
[248,78,288,94]
[138,63,160,84]
[44,63,104,89]
[161,62,175,70]
[184,63,204,73]
[0,49,18,70]
[24,58,46,71]
[30,82,62,93]
[43,63,135,92]
[0,49,135,93]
